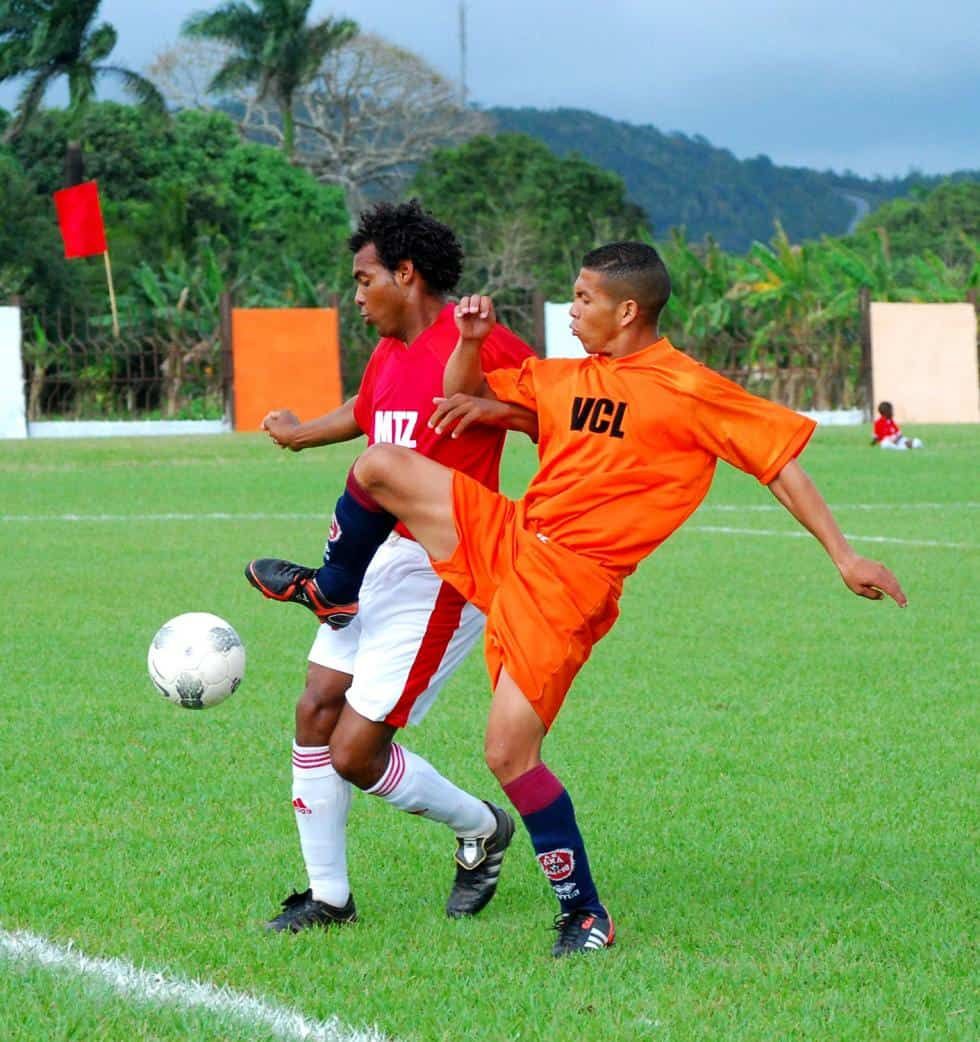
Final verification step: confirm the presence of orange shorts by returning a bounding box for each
[431,471,622,730]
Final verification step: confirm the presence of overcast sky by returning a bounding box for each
[3,0,978,177]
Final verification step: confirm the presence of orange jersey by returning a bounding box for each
[486,337,816,581]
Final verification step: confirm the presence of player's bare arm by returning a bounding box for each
[444,295,497,398]
[428,394,539,441]
[262,397,360,451]
[768,459,908,606]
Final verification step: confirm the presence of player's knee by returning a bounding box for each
[330,736,387,790]
[353,443,410,497]
[295,680,345,743]
[484,733,538,784]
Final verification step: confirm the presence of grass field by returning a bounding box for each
[1,425,976,1042]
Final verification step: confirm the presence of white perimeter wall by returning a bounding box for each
[0,307,27,439]
[0,304,228,438]
[544,302,584,359]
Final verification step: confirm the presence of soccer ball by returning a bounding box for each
[147,612,245,709]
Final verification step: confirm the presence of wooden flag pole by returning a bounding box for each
[103,249,120,339]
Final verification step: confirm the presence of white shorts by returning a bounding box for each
[308,533,485,727]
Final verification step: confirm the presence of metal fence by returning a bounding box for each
[18,303,872,421]
[20,306,232,422]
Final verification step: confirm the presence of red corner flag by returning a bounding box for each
[53,181,107,258]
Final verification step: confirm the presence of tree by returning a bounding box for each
[411,133,648,337]
[8,102,350,327]
[151,32,489,216]
[290,33,490,213]
[852,180,980,268]
[0,146,82,312]
[180,0,356,160]
[0,0,165,145]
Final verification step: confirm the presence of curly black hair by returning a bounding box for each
[348,200,463,294]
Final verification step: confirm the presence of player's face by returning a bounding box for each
[352,243,405,338]
[569,269,622,354]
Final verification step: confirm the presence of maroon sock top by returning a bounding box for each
[503,762,565,816]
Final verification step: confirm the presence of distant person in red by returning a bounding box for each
[872,402,923,450]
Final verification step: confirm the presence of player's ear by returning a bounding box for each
[396,259,415,285]
[619,299,639,327]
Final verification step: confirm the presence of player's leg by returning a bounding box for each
[487,667,615,957]
[330,537,513,916]
[245,445,455,625]
[266,661,358,932]
[352,444,459,562]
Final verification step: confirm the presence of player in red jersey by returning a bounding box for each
[264,241,908,955]
[247,201,534,932]
[872,401,923,450]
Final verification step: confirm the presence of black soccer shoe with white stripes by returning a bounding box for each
[551,907,616,957]
[245,558,358,629]
[445,802,515,918]
[264,888,357,933]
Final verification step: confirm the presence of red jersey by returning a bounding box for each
[353,303,533,534]
[873,416,901,442]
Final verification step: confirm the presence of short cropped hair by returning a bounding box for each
[349,200,463,294]
[581,241,671,321]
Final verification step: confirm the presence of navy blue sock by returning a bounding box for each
[504,763,604,916]
[313,470,395,604]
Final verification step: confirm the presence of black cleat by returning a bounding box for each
[551,907,615,957]
[264,889,357,933]
[445,802,515,918]
[245,558,358,629]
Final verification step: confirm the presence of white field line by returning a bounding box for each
[701,502,979,511]
[1,928,389,1042]
[1,502,976,525]
[0,510,974,550]
[0,512,325,522]
[689,525,975,550]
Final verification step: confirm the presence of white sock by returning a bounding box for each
[366,743,496,838]
[291,743,353,907]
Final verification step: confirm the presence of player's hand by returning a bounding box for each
[261,409,301,450]
[838,553,908,606]
[429,394,501,438]
[454,295,496,343]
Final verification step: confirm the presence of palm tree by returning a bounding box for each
[181,0,357,160]
[0,0,166,145]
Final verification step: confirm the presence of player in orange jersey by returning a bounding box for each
[274,241,908,956]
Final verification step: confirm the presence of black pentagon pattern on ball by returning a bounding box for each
[230,676,241,694]
[175,672,205,709]
[208,625,242,653]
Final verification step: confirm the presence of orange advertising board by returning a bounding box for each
[230,308,342,432]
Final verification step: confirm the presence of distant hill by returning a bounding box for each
[489,107,979,252]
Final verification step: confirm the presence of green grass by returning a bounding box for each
[0,426,976,1042]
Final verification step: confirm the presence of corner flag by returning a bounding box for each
[53,181,108,258]
[52,180,119,336]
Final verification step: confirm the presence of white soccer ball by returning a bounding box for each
[147,612,245,709]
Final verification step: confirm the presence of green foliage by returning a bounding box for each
[490,107,980,253]
[411,132,648,335]
[0,0,164,138]
[8,102,350,326]
[180,0,357,157]
[852,180,980,268]
[0,146,85,312]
